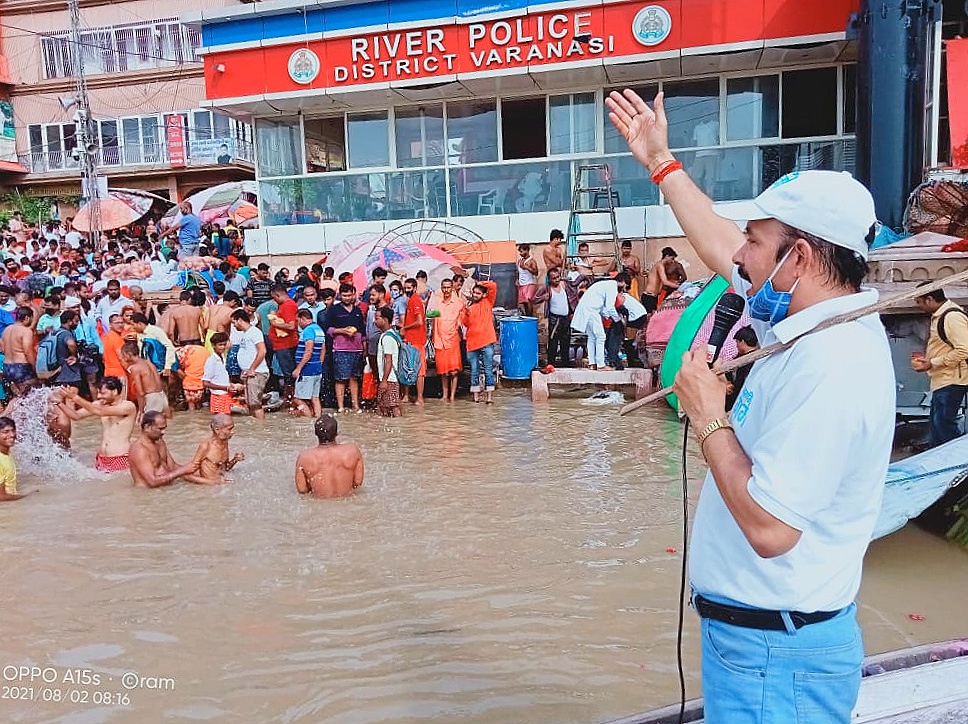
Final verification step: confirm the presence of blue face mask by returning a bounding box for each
[390,290,401,299]
[746,248,799,326]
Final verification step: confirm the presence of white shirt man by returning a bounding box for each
[606,86,895,724]
[571,279,622,369]
[94,290,130,332]
[690,266,895,612]
[236,325,269,375]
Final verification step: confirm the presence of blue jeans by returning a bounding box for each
[929,384,967,447]
[700,600,862,724]
[468,344,495,392]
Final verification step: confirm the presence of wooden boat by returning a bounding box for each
[603,639,968,724]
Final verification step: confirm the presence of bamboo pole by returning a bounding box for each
[619,267,968,417]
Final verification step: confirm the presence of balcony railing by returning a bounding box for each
[41,18,201,80]
[19,139,255,175]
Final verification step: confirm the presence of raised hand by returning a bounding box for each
[605,89,674,173]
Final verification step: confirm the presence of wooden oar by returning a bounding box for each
[619,267,968,416]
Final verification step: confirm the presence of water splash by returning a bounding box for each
[6,387,102,481]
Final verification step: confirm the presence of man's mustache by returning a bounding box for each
[737,265,750,282]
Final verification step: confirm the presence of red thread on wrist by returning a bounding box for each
[651,160,683,185]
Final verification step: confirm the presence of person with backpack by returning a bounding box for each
[374,307,402,417]
[913,284,968,447]
[48,309,81,388]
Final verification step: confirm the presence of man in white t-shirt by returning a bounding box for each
[607,90,894,723]
[230,308,269,420]
[202,332,241,415]
[374,307,401,417]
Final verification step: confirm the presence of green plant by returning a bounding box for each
[0,192,81,226]
[946,493,968,552]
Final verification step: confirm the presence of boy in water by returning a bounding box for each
[0,417,24,501]
[294,415,364,498]
[185,414,244,485]
[119,342,168,419]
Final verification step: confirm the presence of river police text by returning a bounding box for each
[333,12,612,83]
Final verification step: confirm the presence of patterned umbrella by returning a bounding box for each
[72,188,169,232]
[351,243,461,290]
[160,180,259,229]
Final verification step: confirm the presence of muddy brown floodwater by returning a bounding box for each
[1,390,966,723]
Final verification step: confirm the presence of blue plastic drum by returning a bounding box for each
[500,316,539,379]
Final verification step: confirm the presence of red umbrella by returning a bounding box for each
[73,188,170,232]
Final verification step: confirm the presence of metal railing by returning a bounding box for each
[41,18,202,79]
[18,139,255,174]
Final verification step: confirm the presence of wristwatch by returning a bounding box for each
[696,416,732,450]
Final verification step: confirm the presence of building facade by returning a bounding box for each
[194,0,865,260]
[1,0,256,206]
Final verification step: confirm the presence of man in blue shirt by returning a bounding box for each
[164,202,202,259]
[292,309,325,418]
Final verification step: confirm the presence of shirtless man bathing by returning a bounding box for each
[1,306,37,396]
[185,414,244,485]
[58,378,137,472]
[129,411,200,488]
[295,415,364,498]
[119,342,169,419]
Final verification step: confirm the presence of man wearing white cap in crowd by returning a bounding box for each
[607,89,895,723]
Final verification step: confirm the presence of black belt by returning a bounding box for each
[694,594,841,631]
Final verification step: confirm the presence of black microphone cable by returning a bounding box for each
[676,417,691,724]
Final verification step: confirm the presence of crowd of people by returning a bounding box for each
[0,201,729,493]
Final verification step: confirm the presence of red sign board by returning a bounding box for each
[166,115,186,168]
[204,0,859,101]
[948,38,968,168]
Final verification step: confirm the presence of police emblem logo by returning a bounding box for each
[632,5,672,47]
[288,49,321,85]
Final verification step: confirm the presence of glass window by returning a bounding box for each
[45,125,63,168]
[446,100,498,164]
[256,117,302,177]
[347,112,390,169]
[549,93,596,155]
[213,112,232,139]
[604,85,657,153]
[781,68,837,138]
[386,169,448,219]
[586,155,660,207]
[305,117,346,173]
[100,120,119,165]
[193,111,213,141]
[501,97,546,160]
[29,125,43,151]
[394,105,445,168]
[449,160,570,216]
[843,64,856,134]
[122,118,141,164]
[726,75,779,141]
[664,78,720,150]
[142,116,161,163]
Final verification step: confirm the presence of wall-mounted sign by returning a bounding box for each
[166,115,186,167]
[288,48,321,85]
[189,137,235,164]
[632,6,672,47]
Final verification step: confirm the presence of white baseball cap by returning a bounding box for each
[715,170,878,260]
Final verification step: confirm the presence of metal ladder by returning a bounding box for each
[566,163,623,277]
